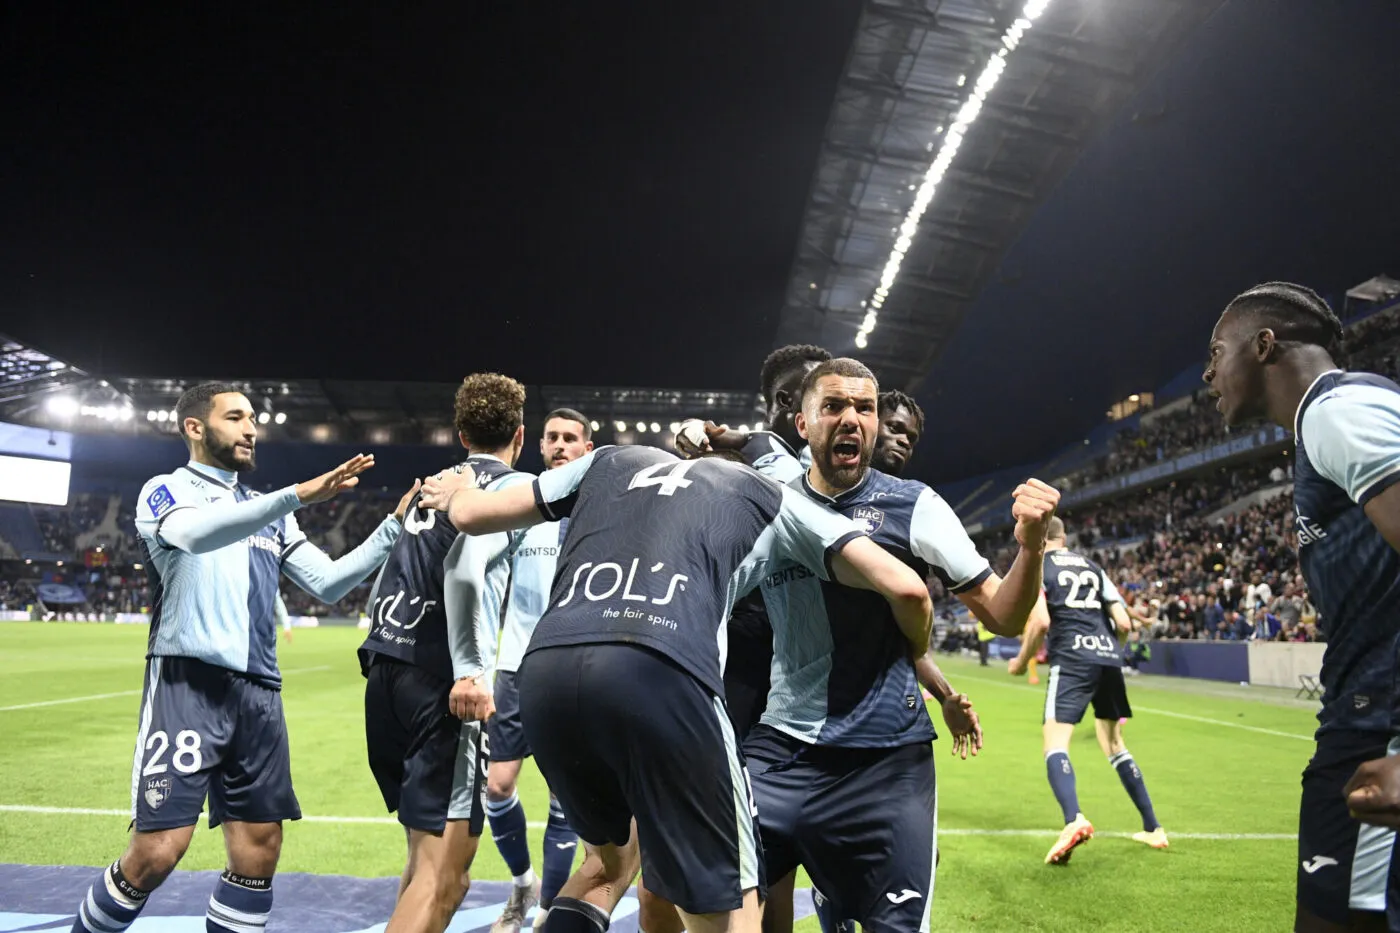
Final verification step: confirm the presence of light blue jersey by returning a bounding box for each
[136,460,402,685]
[496,518,568,673]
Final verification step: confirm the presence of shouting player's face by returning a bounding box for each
[190,392,258,472]
[1203,310,1268,427]
[799,375,878,491]
[873,403,921,476]
[541,417,592,470]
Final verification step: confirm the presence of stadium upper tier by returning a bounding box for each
[948,295,1400,533]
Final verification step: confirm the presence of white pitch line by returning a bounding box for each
[0,805,1293,839]
[952,669,1314,742]
[0,665,332,712]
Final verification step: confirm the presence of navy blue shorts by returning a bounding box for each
[743,726,936,933]
[1043,662,1131,725]
[1297,730,1400,924]
[364,655,487,835]
[518,643,762,915]
[130,656,300,831]
[487,669,531,762]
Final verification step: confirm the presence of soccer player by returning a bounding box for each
[871,389,923,477]
[733,358,1057,932]
[1204,282,1400,933]
[1006,516,1166,865]
[358,373,536,933]
[70,382,411,933]
[418,443,936,933]
[486,408,593,933]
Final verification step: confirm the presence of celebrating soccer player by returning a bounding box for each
[358,373,537,933]
[418,440,935,933]
[70,382,412,933]
[1008,516,1167,865]
[1204,283,1400,932]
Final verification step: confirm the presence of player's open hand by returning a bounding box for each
[941,693,983,760]
[1012,478,1060,550]
[296,454,375,504]
[1345,756,1400,829]
[450,675,495,722]
[393,479,422,524]
[420,465,477,512]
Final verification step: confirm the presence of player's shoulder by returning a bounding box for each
[138,467,216,520]
[867,468,932,504]
[1306,371,1400,425]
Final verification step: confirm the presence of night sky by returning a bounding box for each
[4,1,1399,484]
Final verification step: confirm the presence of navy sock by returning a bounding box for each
[545,896,610,932]
[542,798,578,908]
[205,871,273,933]
[487,792,534,879]
[1045,750,1080,824]
[72,860,150,933]
[1111,750,1160,832]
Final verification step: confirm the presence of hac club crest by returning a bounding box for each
[852,506,884,535]
[144,775,172,811]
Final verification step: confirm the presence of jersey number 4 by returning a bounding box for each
[628,460,697,497]
[1057,570,1102,610]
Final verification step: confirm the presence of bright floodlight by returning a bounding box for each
[649,422,660,434]
[274,412,287,425]
[257,412,271,425]
[614,421,627,433]
[635,422,647,433]
[147,410,158,422]
[668,421,680,434]
[47,396,79,418]
[590,420,601,432]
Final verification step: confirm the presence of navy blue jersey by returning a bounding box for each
[760,468,992,748]
[358,455,524,682]
[1293,370,1400,735]
[526,446,862,697]
[1042,548,1124,668]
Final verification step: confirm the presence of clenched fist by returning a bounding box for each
[1012,478,1060,550]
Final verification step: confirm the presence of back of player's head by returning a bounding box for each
[799,357,879,403]
[454,373,526,450]
[695,448,747,464]
[1224,282,1344,358]
[879,389,925,433]
[761,344,831,405]
[1046,516,1066,541]
[176,381,245,437]
[545,407,591,440]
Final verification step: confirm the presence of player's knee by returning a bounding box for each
[122,833,191,888]
[486,772,518,802]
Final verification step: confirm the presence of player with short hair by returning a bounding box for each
[358,372,535,933]
[1204,282,1400,932]
[418,441,936,933]
[733,358,1056,933]
[872,389,924,477]
[70,382,412,933]
[1007,516,1166,865]
[485,407,593,933]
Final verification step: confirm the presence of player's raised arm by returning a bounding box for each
[147,454,377,555]
[943,479,1060,637]
[278,480,415,604]
[423,450,597,534]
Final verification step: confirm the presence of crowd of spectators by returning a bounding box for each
[31,495,108,555]
[969,461,1316,644]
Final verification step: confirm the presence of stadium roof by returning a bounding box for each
[0,334,763,448]
[773,0,1226,390]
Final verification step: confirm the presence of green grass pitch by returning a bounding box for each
[0,623,1313,930]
